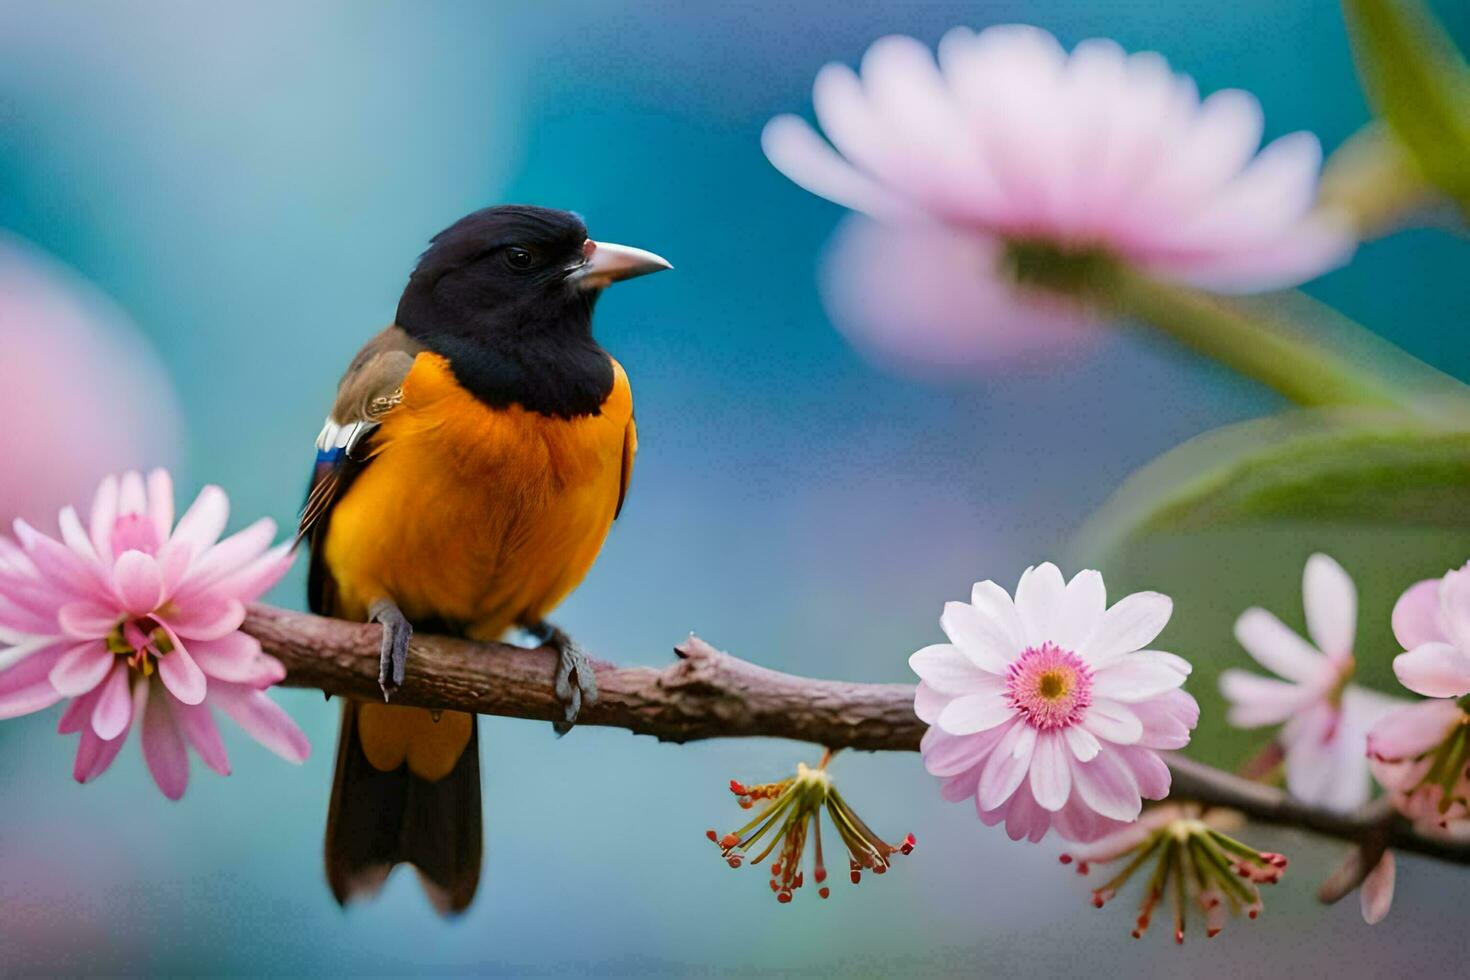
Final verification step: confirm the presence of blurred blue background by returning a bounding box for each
[3,1,1470,975]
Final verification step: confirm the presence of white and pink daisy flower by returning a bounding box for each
[763,25,1355,372]
[911,563,1198,843]
[0,470,309,799]
[1218,553,1401,812]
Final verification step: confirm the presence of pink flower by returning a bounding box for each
[763,26,1354,372]
[1354,564,1470,907]
[0,470,308,798]
[1362,565,1470,835]
[1388,563,1470,699]
[0,234,180,528]
[1218,554,1401,812]
[910,563,1198,843]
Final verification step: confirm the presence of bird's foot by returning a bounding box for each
[529,622,599,735]
[369,598,412,701]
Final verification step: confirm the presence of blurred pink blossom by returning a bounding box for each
[0,233,180,528]
[910,562,1198,843]
[763,25,1355,373]
[1361,565,1470,842]
[0,470,307,799]
[1218,554,1401,812]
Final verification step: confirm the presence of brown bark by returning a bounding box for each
[245,603,1470,869]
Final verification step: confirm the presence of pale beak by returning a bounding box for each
[570,239,672,290]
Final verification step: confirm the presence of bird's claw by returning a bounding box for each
[370,599,412,701]
[540,626,598,736]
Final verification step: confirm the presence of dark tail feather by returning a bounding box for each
[325,702,483,915]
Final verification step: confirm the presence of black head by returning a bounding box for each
[395,204,669,418]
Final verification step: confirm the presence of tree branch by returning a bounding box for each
[245,604,1470,868]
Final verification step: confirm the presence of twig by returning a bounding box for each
[245,604,1470,868]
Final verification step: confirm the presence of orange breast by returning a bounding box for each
[321,352,633,640]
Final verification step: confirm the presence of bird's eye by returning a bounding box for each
[504,246,535,271]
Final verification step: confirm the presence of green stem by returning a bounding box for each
[1102,266,1417,414]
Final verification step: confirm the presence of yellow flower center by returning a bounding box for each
[1038,670,1070,700]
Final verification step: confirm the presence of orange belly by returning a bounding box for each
[321,352,633,640]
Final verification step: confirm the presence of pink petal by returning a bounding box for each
[937,690,1015,735]
[118,470,148,518]
[1052,793,1127,844]
[13,518,100,595]
[914,681,949,724]
[922,722,1010,777]
[977,719,1036,810]
[909,643,1002,694]
[1091,652,1189,702]
[1302,554,1356,658]
[202,543,294,603]
[939,601,1014,673]
[1001,783,1052,843]
[0,642,66,719]
[146,469,175,543]
[0,592,60,635]
[1219,669,1309,727]
[91,663,135,740]
[969,581,1026,651]
[761,115,913,221]
[1070,749,1143,822]
[1013,563,1065,648]
[1062,725,1101,761]
[88,474,120,558]
[1134,688,1200,750]
[56,506,101,565]
[180,518,277,589]
[161,597,245,642]
[111,550,164,614]
[161,485,229,568]
[1029,731,1071,811]
[1439,565,1470,652]
[1393,578,1446,650]
[188,632,285,687]
[173,700,230,776]
[48,641,115,696]
[73,725,128,784]
[1367,699,1465,761]
[1080,698,1143,745]
[210,683,310,763]
[1393,642,1470,699]
[1290,702,1372,812]
[940,763,984,803]
[154,630,207,705]
[1054,569,1106,652]
[157,542,193,598]
[1233,608,1327,684]
[141,680,189,799]
[1118,746,1172,800]
[1360,852,1395,925]
[817,216,1096,377]
[1082,592,1172,668]
[57,687,99,733]
[57,599,121,638]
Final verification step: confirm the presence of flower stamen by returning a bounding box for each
[709,759,913,902]
[1061,805,1286,942]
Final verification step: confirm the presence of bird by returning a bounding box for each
[299,204,670,914]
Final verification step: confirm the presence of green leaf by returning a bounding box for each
[1070,411,1470,765]
[1343,0,1470,217]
